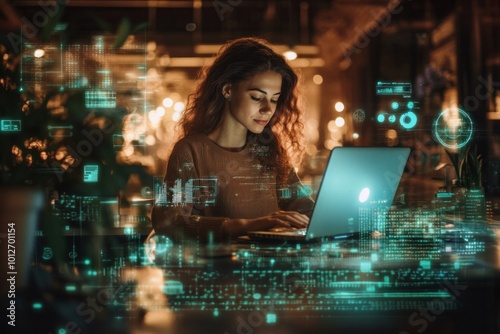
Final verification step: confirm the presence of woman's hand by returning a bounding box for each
[223,211,309,237]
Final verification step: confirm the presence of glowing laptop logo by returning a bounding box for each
[359,187,370,203]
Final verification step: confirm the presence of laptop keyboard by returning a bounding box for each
[269,227,306,235]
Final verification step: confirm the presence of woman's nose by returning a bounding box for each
[260,101,273,114]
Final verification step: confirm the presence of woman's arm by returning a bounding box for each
[277,168,315,217]
[153,204,309,242]
[220,167,312,238]
[152,143,312,242]
[152,204,229,243]
[222,211,309,237]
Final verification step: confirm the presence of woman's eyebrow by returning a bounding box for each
[247,88,281,95]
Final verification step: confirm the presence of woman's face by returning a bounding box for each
[223,70,282,134]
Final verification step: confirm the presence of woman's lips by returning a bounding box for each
[254,119,268,126]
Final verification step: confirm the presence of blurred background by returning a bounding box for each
[1,2,500,332]
[1,0,500,220]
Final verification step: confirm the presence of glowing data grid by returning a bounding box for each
[83,164,99,182]
[85,90,117,109]
[153,176,168,205]
[0,119,21,132]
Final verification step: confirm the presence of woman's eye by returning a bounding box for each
[250,96,263,102]
[271,100,278,104]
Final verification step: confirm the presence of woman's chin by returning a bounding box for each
[248,128,265,135]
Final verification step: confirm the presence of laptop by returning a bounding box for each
[246,146,411,242]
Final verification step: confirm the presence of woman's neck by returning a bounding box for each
[207,124,247,149]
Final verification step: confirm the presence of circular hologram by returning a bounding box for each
[353,109,366,123]
[432,108,473,149]
[399,111,417,129]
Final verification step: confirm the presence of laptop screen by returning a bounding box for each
[306,147,410,240]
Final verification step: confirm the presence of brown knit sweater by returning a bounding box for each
[152,133,314,242]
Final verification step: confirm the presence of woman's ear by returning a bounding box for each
[221,83,232,99]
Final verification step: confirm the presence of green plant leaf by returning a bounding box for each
[41,3,66,42]
[85,11,113,34]
[451,144,484,189]
[113,17,132,49]
[131,22,149,34]
[445,149,461,185]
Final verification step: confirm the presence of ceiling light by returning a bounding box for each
[283,50,297,61]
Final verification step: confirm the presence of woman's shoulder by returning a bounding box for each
[173,133,209,149]
[169,133,210,158]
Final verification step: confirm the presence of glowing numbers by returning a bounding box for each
[432,108,473,149]
[399,111,417,129]
[388,115,397,123]
[42,247,53,260]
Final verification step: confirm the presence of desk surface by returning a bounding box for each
[135,219,499,333]
[9,213,498,334]
[5,179,500,333]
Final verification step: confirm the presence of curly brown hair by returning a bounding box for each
[178,37,305,186]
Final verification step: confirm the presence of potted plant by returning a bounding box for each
[0,43,48,293]
[445,145,486,220]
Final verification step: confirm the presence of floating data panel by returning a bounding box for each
[85,90,117,109]
[83,164,99,183]
[153,176,168,205]
[0,119,21,132]
[48,124,73,138]
[376,81,412,97]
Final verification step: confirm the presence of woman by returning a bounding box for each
[152,37,314,242]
